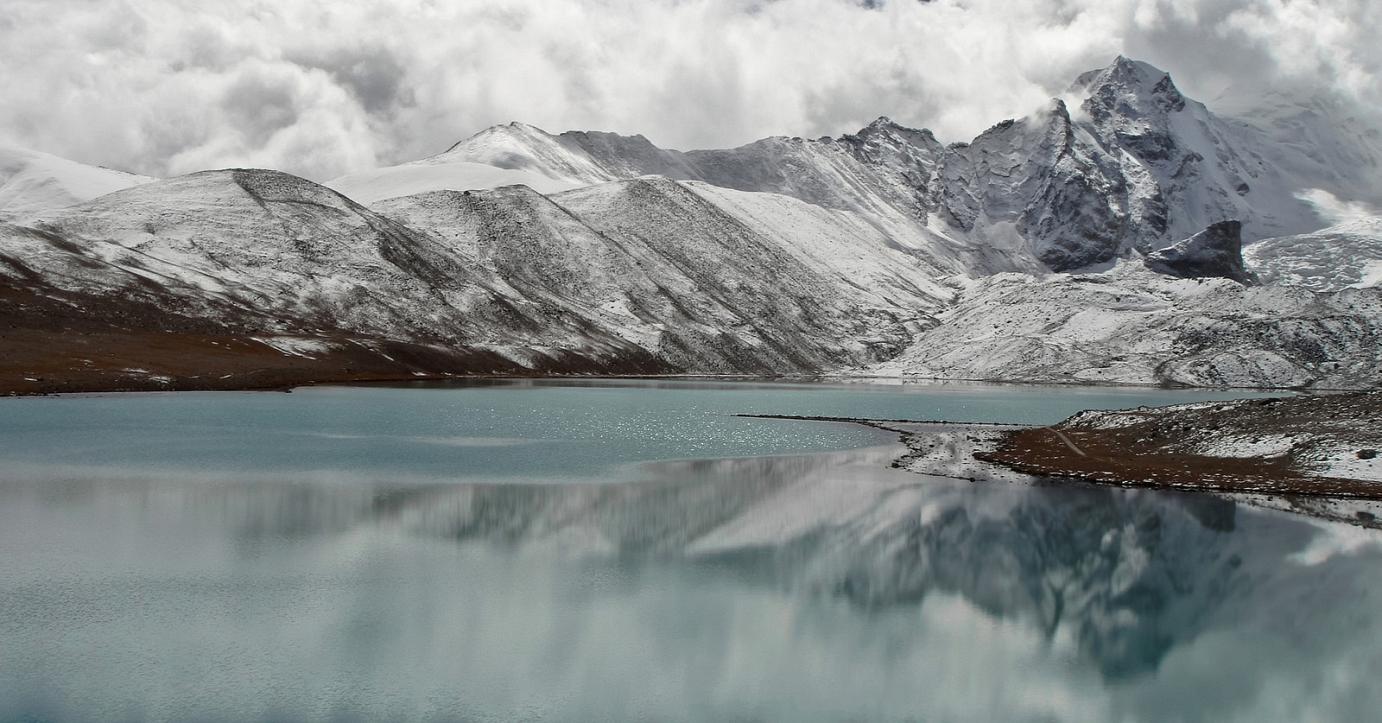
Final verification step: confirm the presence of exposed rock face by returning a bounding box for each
[1145,221,1255,283]
[936,100,1128,270]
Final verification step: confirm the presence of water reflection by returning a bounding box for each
[3,443,1380,721]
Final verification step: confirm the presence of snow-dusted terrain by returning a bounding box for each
[2,56,1381,391]
[1059,392,1382,485]
[1245,217,1382,291]
[0,145,153,222]
[375,176,954,370]
[874,258,1382,389]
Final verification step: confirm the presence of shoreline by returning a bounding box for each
[2,369,1330,399]
[743,411,1382,528]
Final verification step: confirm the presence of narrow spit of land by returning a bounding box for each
[740,390,1382,502]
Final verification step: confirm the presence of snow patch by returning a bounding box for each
[1194,434,1297,459]
[253,337,335,359]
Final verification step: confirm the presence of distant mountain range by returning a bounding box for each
[2,57,1380,393]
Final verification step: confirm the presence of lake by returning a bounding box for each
[1,379,1378,722]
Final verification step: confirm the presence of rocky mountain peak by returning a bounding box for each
[849,116,940,149]
[1077,56,1187,122]
[858,116,903,135]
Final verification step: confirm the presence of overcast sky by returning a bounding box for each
[0,0,1376,180]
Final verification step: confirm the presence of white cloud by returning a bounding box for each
[1299,189,1380,225]
[0,0,1376,180]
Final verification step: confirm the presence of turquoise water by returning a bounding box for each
[2,380,1377,722]
[0,378,1276,484]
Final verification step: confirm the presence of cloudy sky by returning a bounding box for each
[0,0,1376,180]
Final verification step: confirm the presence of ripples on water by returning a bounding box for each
[0,381,1377,721]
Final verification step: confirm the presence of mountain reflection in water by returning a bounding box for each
[2,443,1379,721]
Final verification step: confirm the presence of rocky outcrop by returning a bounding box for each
[1145,221,1255,283]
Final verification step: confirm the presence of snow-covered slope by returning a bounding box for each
[4,168,956,377]
[377,177,953,371]
[4,170,661,369]
[1245,218,1382,291]
[1215,90,1382,210]
[874,259,1382,388]
[431,122,618,185]
[0,145,153,221]
[26,169,477,337]
[324,122,627,204]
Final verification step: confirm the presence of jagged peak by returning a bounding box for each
[1074,56,1164,89]
[977,117,1020,136]
[1073,56,1185,111]
[850,116,938,143]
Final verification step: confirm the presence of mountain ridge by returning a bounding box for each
[2,56,1380,394]
[329,55,1345,276]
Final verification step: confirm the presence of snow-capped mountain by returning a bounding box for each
[339,57,1332,275]
[364,175,952,370]
[2,56,1379,392]
[3,169,668,372]
[1,168,956,385]
[0,145,153,222]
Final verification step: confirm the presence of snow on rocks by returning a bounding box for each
[251,337,337,359]
[1302,445,1382,483]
